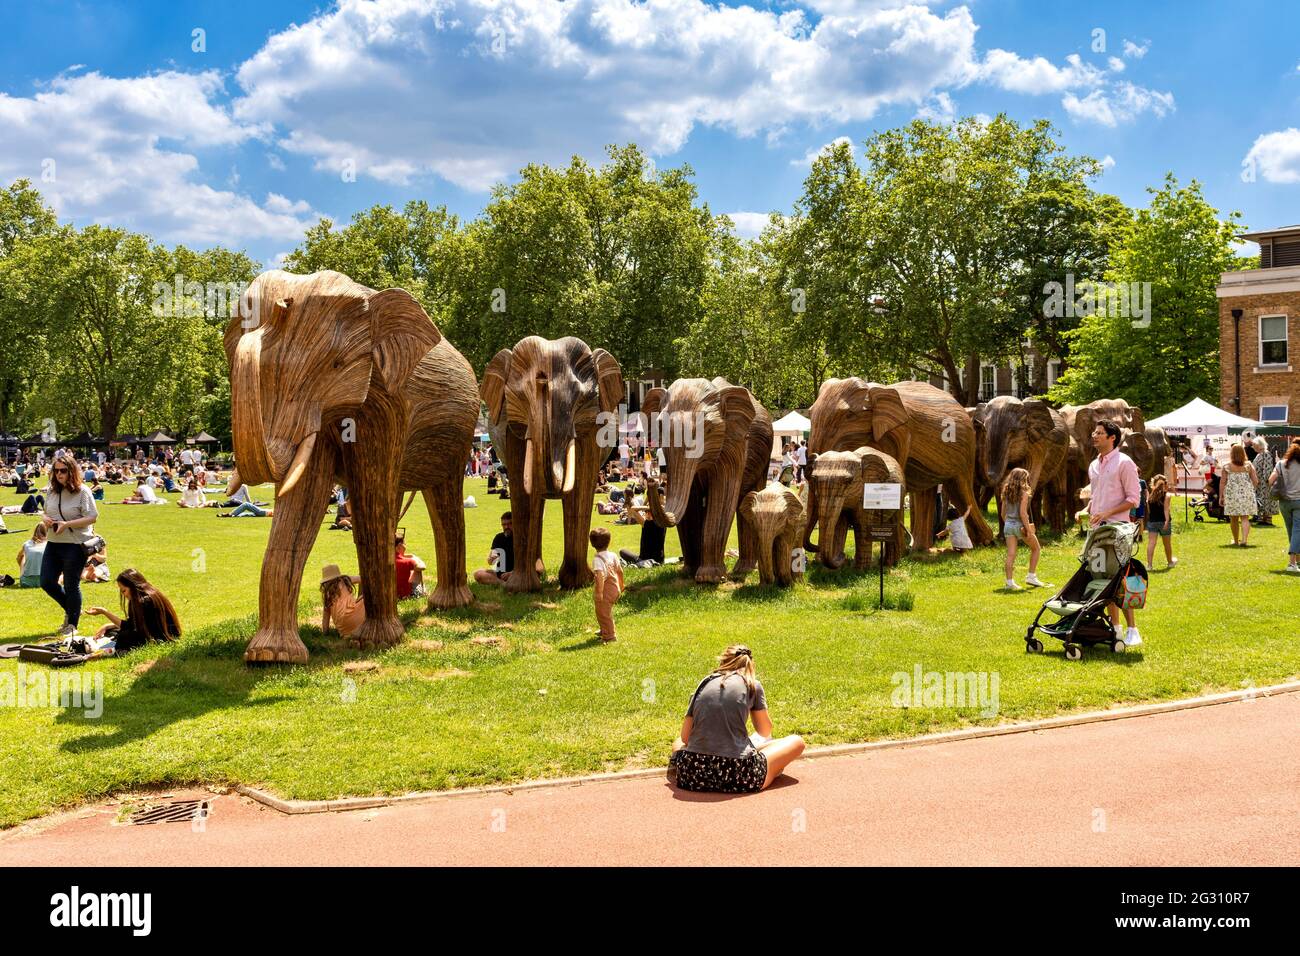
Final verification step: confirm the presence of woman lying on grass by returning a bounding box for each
[670,644,805,794]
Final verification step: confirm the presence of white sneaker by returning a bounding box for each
[1025,574,1052,588]
[57,624,75,638]
[1285,565,1300,575]
[1005,580,1022,591]
[1124,628,1142,647]
[1168,557,1178,568]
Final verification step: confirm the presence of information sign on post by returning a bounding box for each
[862,482,902,606]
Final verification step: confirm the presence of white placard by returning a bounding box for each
[862,482,902,510]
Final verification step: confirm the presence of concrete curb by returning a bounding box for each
[235,679,1300,815]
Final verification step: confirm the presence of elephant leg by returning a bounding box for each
[946,475,995,547]
[424,483,472,610]
[244,447,336,664]
[559,438,600,590]
[503,483,545,593]
[344,398,406,649]
[730,478,763,581]
[909,488,936,550]
[677,486,705,579]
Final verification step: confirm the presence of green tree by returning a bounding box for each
[0,180,59,436]
[1049,175,1240,415]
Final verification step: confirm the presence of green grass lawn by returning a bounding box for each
[1,478,1296,828]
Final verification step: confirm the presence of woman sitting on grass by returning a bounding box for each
[84,568,181,653]
[178,477,208,508]
[1001,467,1050,591]
[320,564,365,639]
[0,523,47,588]
[669,644,805,794]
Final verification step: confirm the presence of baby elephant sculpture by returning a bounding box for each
[226,270,479,664]
[480,336,623,592]
[643,378,772,583]
[805,446,906,569]
[737,484,806,586]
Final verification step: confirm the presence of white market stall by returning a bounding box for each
[771,411,811,459]
[1148,398,1262,495]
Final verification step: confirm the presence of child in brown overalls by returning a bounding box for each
[590,526,624,643]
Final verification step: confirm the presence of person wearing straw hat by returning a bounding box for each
[319,564,364,639]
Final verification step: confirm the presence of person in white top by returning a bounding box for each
[794,442,807,481]
[940,503,974,552]
[124,476,163,504]
[178,477,207,508]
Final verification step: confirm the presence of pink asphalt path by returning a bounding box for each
[3,692,1297,866]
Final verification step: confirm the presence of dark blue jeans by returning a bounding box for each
[40,541,89,628]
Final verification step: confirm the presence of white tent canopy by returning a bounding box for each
[1147,397,1262,436]
[771,411,811,434]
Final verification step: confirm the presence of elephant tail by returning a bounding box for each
[398,490,418,522]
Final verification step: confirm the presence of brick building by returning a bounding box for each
[1217,226,1300,425]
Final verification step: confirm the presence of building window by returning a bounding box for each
[1259,404,1288,423]
[1047,359,1062,385]
[978,363,996,401]
[1260,315,1288,366]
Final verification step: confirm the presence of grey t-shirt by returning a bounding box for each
[44,487,98,545]
[684,672,767,759]
[1274,460,1300,500]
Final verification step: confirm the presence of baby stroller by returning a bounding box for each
[1190,472,1225,522]
[1024,522,1147,661]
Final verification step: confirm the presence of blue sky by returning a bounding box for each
[2,0,1299,266]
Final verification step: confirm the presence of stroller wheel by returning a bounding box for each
[1111,639,1126,654]
[1025,638,1044,654]
[1064,644,1083,661]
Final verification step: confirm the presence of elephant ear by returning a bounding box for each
[641,386,668,419]
[480,348,513,426]
[367,289,441,393]
[738,489,758,520]
[782,486,805,526]
[1128,405,1146,434]
[867,386,909,444]
[592,348,624,416]
[1023,399,1055,444]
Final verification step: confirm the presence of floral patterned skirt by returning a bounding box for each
[673,748,768,794]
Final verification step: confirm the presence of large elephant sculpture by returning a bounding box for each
[1063,399,1152,475]
[1144,425,1171,481]
[970,397,1070,535]
[480,336,623,592]
[737,484,806,587]
[804,446,906,569]
[225,270,479,664]
[643,378,772,583]
[805,378,993,553]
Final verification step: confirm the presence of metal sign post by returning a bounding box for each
[862,483,902,608]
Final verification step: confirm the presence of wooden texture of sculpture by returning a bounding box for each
[226,270,478,664]
[969,397,1071,535]
[805,446,906,569]
[643,378,772,583]
[737,484,806,586]
[805,378,993,552]
[480,336,623,592]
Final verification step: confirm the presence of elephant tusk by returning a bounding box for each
[523,438,534,496]
[562,440,576,494]
[277,432,318,496]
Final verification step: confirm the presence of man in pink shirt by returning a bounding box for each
[1087,420,1142,646]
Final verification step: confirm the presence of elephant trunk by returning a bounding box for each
[647,465,692,527]
[803,479,820,553]
[755,534,776,583]
[816,500,846,569]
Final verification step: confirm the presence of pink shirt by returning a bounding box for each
[1088,448,1140,524]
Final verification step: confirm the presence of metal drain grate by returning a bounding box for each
[127,799,209,825]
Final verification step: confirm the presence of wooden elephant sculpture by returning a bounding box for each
[806,378,993,552]
[737,484,806,586]
[969,397,1070,535]
[1144,425,1172,481]
[480,336,623,592]
[805,446,905,569]
[1063,399,1153,476]
[225,270,479,664]
[643,378,772,583]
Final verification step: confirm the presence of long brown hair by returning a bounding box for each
[1001,467,1032,510]
[48,454,82,495]
[116,568,181,641]
[320,574,354,608]
[1148,474,1168,506]
[1285,441,1300,467]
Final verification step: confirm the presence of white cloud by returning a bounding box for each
[1108,56,1125,73]
[1245,128,1300,184]
[1122,39,1149,59]
[977,50,1103,94]
[1062,82,1174,127]
[232,0,982,190]
[1101,154,1115,171]
[725,211,773,239]
[916,91,956,124]
[791,135,852,166]
[0,70,318,247]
